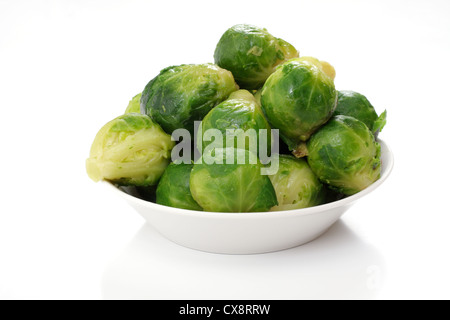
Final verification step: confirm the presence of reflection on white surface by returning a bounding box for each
[102,220,384,300]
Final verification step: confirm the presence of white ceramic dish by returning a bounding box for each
[105,139,393,255]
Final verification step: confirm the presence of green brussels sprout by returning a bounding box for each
[334,91,387,133]
[86,113,175,186]
[156,163,203,211]
[124,93,142,114]
[269,155,325,211]
[261,57,337,149]
[199,90,272,155]
[190,148,278,212]
[214,24,299,90]
[141,63,238,135]
[307,115,381,195]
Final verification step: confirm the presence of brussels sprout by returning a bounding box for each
[86,113,175,186]
[269,155,325,211]
[214,24,299,90]
[124,93,142,114]
[199,90,272,155]
[190,148,278,212]
[141,63,237,134]
[261,57,337,149]
[156,163,203,211]
[334,91,387,133]
[307,115,381,195]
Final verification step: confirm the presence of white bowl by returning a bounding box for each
[105,139,393,254]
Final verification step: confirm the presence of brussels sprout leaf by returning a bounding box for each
[373,110,387,136]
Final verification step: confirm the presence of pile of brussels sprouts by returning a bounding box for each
[86,24,387,213]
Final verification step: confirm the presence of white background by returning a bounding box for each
[0,0,449,300]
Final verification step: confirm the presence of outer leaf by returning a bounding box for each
[373,110,387,136]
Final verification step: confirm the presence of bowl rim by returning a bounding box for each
[104,139,393,220]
